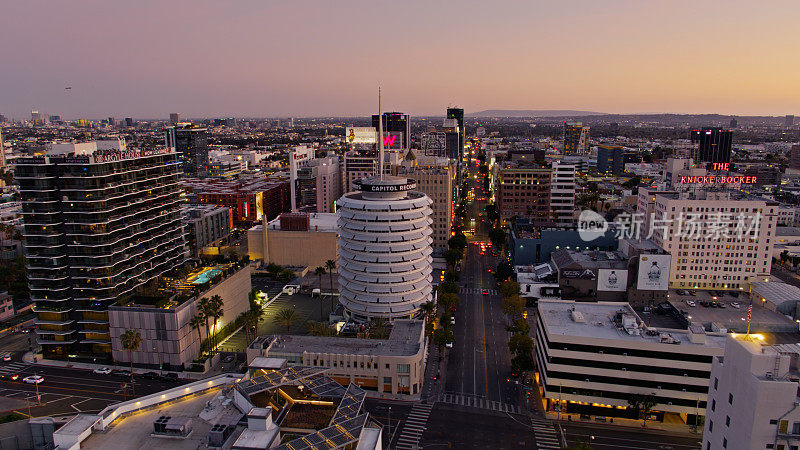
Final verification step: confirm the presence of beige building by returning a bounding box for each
[247,212,337,268]
[650,190,778,290]
[247,320,426,399]
[108,265,251,370]
[703,336,800,450]
[398,161,454,252]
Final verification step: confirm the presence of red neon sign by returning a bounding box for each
[382,135,397,147]
[679,175,758,184]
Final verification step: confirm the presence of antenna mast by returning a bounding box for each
[378,87,384,181]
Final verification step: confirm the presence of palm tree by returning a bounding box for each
[206,295,224,352]
[370,317,389,339]
[120,329,142,392]
[273,307,297,334]
[314,266,327,316]
[325,259,336,291]
[189,314,204,350]
[243,307,264,345]
[419,301,435,325]
[198,297,211,343]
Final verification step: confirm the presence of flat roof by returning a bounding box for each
[538,300,727,348]
[551,249,629,270]
[263,212,338,232]
[751,281,800,305]
[250,357,287,370]
[56,414,100,437]
[266,320,424,357]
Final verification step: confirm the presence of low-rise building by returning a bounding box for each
[182,205,232,256]
[247,320,426,399]
[247,212,337,269]
[108,263,251,371]
[550,249,630,302]
[703,336,800,450]
[535,300,726,425]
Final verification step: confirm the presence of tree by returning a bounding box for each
[627,394,658,428]
[314,266,327,315]
[120,329,142,390]
[273,307,298,334]
[502,295,525,317]
[489,228,506,250]
[564,439,594,450]
[478,164,488,175]
[438,292,460,311]
[307,320,336,336]
[508,333,533,356]
[198,297,212,343]
[448,234,467,252]
[419,301,436,325]
[506,318,530,335]
[202,295,224,352]
[370,318,390,339]
[511,351,535,376]
[494,261,514,282]
[439,281,459,294]
[189,314,204,349]
[444,271,460,283]
[325,260,337,291]
[485,203,499,223]
[498,280,520,299]
[243,307,264,344]
[433,327,454,353]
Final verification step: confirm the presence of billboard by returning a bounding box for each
[636,254,671,291]
[346,127,377,144]
[561,269,596,280]
[597,269,628,292]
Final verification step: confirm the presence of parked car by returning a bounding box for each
[700,301,711,307]
[685,300,696,307]
[730,291,740,298]
[688,290,697,296]
[730,302,741,309]
[223,355,235,363]
[450,317,456,325]
[140,372,160,380]
[718,302,727,309]
[445,342,453,349]
[112,370,132,377]
[23,375,44,384]
[675,289,687,295]
[93,367,112,375]
[162,373,179,381]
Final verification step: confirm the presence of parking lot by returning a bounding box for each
[667,289,798,333]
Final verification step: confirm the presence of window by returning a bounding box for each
[770,419,778,425]
[383,377,392,384]
[714,378,718,389]
[728,393,733,404]
[386,364,390,369]
[709,420,713,432]
[723,438,727,448]
[397,364,410,374]
[793,422,800,434]
[726,416,730,427]
[711,399,716,411]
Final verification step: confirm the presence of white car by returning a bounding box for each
[730,302,741,309]
[685,300,696,307]
[450,317,455,325]
[445,342,453,349]
[93,367,112,375]
[23,375,44,384]
[2,355,11,362]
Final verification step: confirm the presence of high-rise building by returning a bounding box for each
[336,176,433,321]
[729,117,738,128]
[564,122,590,155]
[596,144,625,175]
[446,107,465,155]
[790,144,800,171]
[398,163,454,251]
[16,140,185,359]
[420,132,447,158]
[703,336,800,450]
[550,162,576,226]
[124,117,134,127]
[785,114,795,128]
[0,129,5,169]
[690,128,733,165]
[296,155,342,213]
[169,113,180,125]
[167,124,209,177]
[341,152,397,192]
[497,162,552,222]
[30,111,46,125]
[107,117,115,127]
[372,112,410,149]
[648,190,777,290]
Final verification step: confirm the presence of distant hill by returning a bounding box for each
[468,109,606,117]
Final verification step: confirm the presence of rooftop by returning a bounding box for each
[261,212,338,232]
[751,281,800,306]
[538,300,727,348]
[551,249,629,270]
[254,319,424,357]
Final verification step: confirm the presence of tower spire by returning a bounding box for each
[378,87,384,181]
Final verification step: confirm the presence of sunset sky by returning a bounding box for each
[2,0,798,119]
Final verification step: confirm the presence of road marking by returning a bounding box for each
[71,398,93,412]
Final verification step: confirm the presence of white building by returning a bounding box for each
[703,336,800,450]
[336,176,433,321]
[535,300,726,424]
[650,190,778,290]
[550,162,576,226]
[297,154,342,213]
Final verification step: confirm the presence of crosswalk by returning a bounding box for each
[458,287,498,295]
[530,416,561,449]
[0,362,27,374]
[438,392,521,414]
[396,402,434,450]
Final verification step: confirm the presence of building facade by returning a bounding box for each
[167,124,209,177]
[16,141,185,359]
[336,176,433,321]
[596,145,625,176]
[703,337,800,450]
[564,122,590,155]
[398,165,454,252]
[296,155,342,213]
[691,128,733,165]
[497,163,552,222]
[535,300,725,424]
[550,162,576,226]
[182,205,232,256]
[650,191,777,290]
[247,212,338,268]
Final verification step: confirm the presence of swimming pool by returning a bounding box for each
[192,268,222,285]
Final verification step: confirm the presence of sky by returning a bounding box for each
[2,0,798,119]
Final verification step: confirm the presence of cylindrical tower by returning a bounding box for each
[336,176,433,322]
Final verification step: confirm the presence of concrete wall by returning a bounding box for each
[0,419,34,450]
[248,227,337,268]
[109,266,251,369]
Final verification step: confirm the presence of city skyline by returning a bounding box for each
[2,1,799,119]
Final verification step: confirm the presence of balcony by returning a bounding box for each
[37,337,78,345]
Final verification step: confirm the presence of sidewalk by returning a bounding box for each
[420,341,446,403]
[545,411,702,436]
[21,352,230,380]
